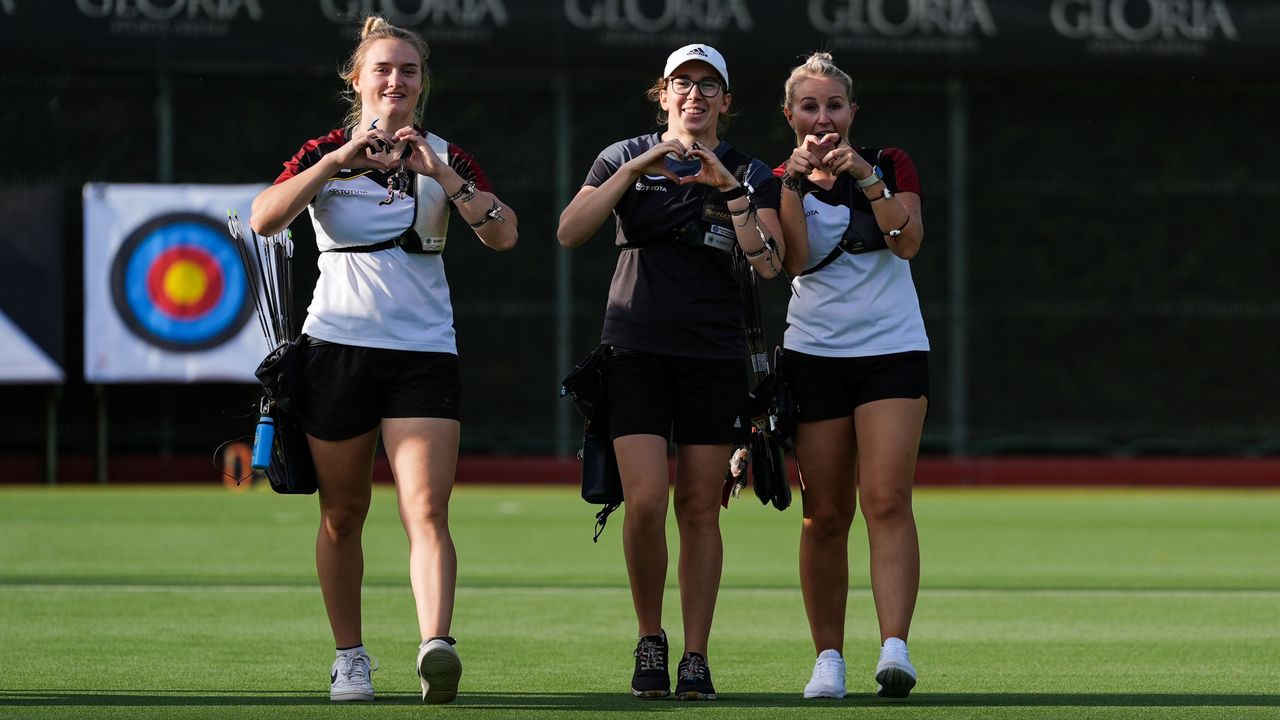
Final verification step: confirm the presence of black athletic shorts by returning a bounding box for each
[300,340,462,441]
[606,347,749,445]
[780,349,928,423]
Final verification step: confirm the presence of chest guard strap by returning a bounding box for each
[799,148,893,276]
[324,226,443,255]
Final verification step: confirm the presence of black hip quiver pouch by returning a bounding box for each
[560,344,609,423]
[746,355,796,510]
[579,419,622,541]
[254,337,317,495]
[750,430,792,511]
[561,345,622,541]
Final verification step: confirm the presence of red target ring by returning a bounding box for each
[146,246,225,319]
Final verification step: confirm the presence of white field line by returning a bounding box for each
[0,583,1277,599]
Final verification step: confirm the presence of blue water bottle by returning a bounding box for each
[251,415,275,470]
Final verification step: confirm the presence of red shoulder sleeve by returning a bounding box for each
[448,144,493,193]
[273,129,346,185]
[880,148,921,196]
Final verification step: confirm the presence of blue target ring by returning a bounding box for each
[111,213,253,352]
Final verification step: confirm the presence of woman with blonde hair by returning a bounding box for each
[250,15,518,704]
[774,52,928,700]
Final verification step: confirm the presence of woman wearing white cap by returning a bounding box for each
[774,52,928,700]
[558,43,785,700]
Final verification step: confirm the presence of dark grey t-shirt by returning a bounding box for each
[584,133,781,359]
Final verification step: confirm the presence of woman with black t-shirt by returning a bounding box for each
[557,44,784,701]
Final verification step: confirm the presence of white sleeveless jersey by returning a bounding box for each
[782,147,930,358]
[273,128,492,353]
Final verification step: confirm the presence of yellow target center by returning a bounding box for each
[164,260,208,305]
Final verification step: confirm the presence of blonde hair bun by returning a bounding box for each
[783,51,854,109]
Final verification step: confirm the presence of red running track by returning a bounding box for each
[3,454,1279,487]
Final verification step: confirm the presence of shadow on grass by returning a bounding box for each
[1,691,1277,710]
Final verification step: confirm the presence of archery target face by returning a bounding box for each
[110,212,253,352]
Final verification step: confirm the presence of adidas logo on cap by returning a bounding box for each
[663,43,729,89]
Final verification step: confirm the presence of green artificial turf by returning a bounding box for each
[1,485,1277,719]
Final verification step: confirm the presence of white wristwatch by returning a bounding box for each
[856,165,883,189]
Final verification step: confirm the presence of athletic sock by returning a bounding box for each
[337,644,366,657]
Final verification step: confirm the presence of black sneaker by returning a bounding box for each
[631,632,670,698]
[674,652,716,700]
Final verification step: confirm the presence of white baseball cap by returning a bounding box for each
[663,44,729,90]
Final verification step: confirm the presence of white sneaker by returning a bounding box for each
[803,649,846,699]
[417,637,463,704]
[329,649,377,702]
[875,637,917,699]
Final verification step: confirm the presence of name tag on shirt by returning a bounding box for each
[417,236,447,254]
[704,224,735,253]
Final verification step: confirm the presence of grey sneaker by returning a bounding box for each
[330,649,376,702]
[417,637,462,704]
[875,637,917,699]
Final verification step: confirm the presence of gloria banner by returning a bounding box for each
[83,183,269,383]
[0,186,64,384]
[0,1,1275,79]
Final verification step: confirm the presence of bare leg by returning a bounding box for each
[310,428,380,648]
[614,434,672,637]
[793,417,858,655]
[854,397,927,642]
[382,417,461,640]
[672,443,730,656]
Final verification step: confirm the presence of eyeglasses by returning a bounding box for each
[667,76,723,98]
